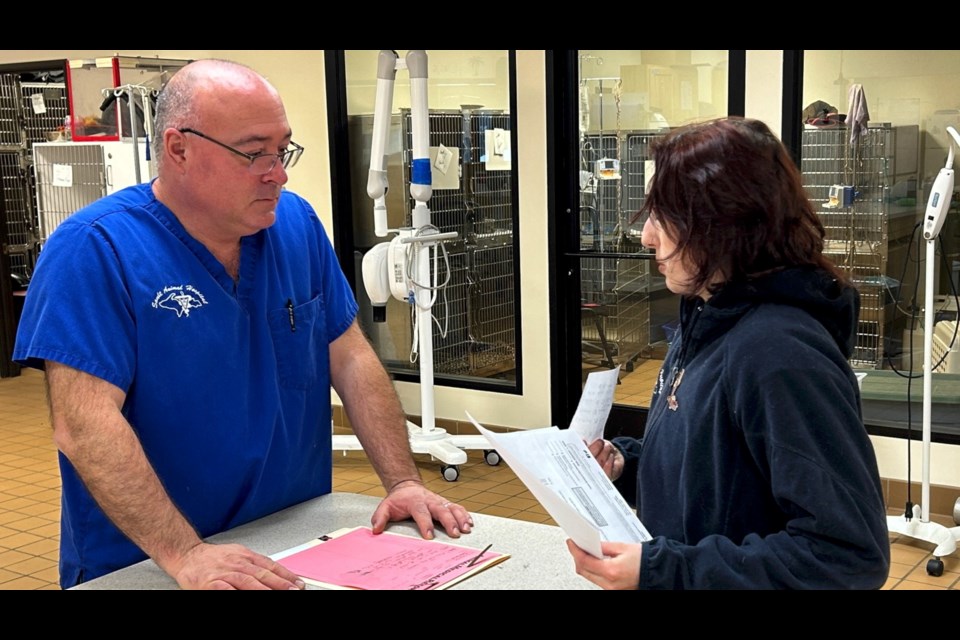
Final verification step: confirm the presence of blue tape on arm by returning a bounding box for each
[411,158,431,186]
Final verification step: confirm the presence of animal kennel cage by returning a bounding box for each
[32,140,151,243]
[801,124,920,369]
[579,130,658,372]
[399,109,516,380]
[0,71,70,286]
[0,62,70,378]
[350,108,518,383]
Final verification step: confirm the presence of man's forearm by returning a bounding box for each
[331,322,476,542]
[47,363,203,576]
[331,323,422,490]
[340,374,421,490]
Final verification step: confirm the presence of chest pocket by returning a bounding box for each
[268,294,328,390]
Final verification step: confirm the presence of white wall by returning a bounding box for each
[803,50,960,128]
[745,50,783,135]
[871,436,960,487]
[344,50,509,113]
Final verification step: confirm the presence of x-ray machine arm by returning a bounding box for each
[334,50,500,481]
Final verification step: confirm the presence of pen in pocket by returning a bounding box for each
[286,299,296,332]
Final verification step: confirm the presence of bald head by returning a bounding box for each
[152,60,282,170]
[150,58,292,242]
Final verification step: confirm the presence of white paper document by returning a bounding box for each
[31,93,46,114]
[483,129,511,171]
[52,164,73,188]
[568,366,620,444]
[467,412,651,559]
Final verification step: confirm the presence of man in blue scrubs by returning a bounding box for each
[14,59,473,589]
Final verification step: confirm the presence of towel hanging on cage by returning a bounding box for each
[847,83,870,145]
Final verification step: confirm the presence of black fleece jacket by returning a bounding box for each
[613,266,890,589]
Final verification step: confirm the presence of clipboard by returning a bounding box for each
[272,526,510,590]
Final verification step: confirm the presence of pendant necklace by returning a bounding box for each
[667,368,684,411]
[665,302,701,413]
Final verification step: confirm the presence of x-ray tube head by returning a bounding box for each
[362,242,391,322]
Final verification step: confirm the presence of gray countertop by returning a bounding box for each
[73,492,598,590]
[859,370,960,443]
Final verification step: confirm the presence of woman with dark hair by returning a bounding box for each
[568,117,890,589]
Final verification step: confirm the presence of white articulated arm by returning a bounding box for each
[343,47,483,470]
[406,50,432,229]
[367,50,399,238]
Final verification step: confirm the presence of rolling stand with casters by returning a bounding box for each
[332,50,501,481]
[885,126,960,575]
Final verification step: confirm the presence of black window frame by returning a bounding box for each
[324,50,524,395]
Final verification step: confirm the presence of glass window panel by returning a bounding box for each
[343,50,518,388]
[577,51,729,408]
[802,50,960,374]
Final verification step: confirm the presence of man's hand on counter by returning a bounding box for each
[371,479,475,540]
[168,542,306,590]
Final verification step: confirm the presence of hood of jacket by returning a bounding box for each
[681,265,859,360]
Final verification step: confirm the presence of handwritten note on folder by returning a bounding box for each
[468,366,651,559]
[274,527,508,590]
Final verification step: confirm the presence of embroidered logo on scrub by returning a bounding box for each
[152,285,208,318]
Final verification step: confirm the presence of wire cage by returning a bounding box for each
[0,74,21,147]
[398,109,517,380]
[801,124,920,369]
[0,74,69,284]
[578,130,658,371]
[32,143,109,243]
[18,82,69,146]
[0,152,34,281]
[580,255,649,371]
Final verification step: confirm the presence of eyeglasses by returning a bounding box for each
[178,128,304,175]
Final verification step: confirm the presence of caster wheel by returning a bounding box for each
[926,557,944,577]
[483,449,501,466]
[441,465,459,482]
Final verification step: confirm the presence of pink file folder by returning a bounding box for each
[275,527,508,590]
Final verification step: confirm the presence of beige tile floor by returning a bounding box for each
[1,365,958,590]
[610,358,661,408]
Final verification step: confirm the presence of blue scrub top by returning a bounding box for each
[14,182,358,587]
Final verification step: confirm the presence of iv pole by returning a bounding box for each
[885,125,960,576]
[331,50,500,482]
[100,83,158,182]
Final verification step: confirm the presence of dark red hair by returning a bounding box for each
[638,117,847,295]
